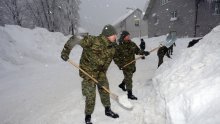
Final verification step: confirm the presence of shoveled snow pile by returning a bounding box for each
[152,25,220,124]
[0,25,69,73]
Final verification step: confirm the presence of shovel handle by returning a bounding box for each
[67,60,133,110]
[123,56,143,68]
[67,60,112,95]
[149,45,161,52]
[122,45,162,68]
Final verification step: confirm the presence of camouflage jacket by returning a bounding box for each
[79,35,117,79]
[61,35,81,58]
[114,40,143,71]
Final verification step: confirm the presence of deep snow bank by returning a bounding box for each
[0,25,83,124]
[153,25,220,124]
[0,25,69,73]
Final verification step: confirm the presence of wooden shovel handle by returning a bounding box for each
[122,45,162,68]
[67,60,133,110]
[149,45,161,52]
[123,56,143,68]
[67,60,112,94]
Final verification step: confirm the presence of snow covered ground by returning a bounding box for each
[0,25,220,124]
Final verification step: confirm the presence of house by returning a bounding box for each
[143,0,220,37]
[112,8,148,38]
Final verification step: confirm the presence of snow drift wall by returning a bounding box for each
[0,25,69,72]
[153,25,220,124]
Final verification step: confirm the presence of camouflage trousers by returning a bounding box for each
[122,70,134,91]
[81,72,110,115]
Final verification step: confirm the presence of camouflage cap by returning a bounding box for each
[101,24,117,37]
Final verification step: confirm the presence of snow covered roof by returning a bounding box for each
[142,0,150,16]
[112,10,134,26]
[112,8,142,26]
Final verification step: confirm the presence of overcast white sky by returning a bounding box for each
[79,0,148,35]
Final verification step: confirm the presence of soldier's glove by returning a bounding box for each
[144,51,150,56]
[61,54,69,61]
[61,43,72,62]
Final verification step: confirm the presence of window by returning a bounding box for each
[171,11,177,18]
[134,19,140,26]
[154,16,159,25]
[161,0,170,5]
[170,11,178,21]
[214,0,220,15]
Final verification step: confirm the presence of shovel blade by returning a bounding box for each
[111,94,134,110]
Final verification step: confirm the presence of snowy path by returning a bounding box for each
[0,51,159,124]
[0,27,171,124]
[1,25,165,124]
[0,25,190,124]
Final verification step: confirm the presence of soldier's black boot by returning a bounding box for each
[105,107,119,118]
[85,115,92,124]
[128,90,138,100]
[118,81,126,91]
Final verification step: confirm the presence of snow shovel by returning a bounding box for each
[163,32,177,48]
[67,59,134,110]
[122,45,162,68]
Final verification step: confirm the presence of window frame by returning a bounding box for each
[154,15,159,25]
[213,0,220,15]
[171,11,177,18]
[161,0,170,6]
[134,18,140,26]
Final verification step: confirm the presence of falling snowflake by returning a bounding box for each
[170,17,178,21]
[152,13,157,17]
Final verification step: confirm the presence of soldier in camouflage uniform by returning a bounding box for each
[61,24,119,124]
[114,31,150,100]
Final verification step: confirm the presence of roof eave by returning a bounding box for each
[143,0,156,20]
